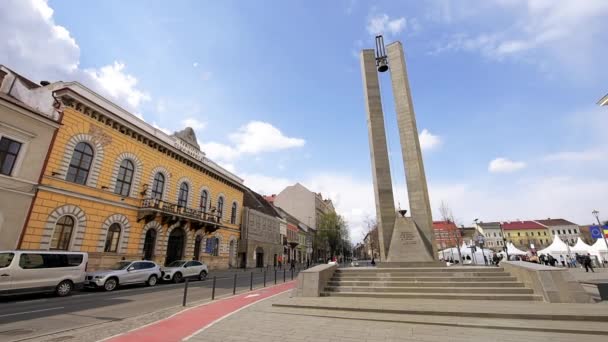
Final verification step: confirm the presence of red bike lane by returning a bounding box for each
[104,281,296,342]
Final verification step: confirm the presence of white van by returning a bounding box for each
[0,250,88,297]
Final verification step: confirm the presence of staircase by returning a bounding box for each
[323,266,542,301]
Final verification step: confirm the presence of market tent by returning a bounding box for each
[506,242,527,256]
[570,237,592,254]
[590,239,608,262]
[537,234,570,258]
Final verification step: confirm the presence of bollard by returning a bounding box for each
[233,273,237,295]
[291,268,294,280]
[263,271,266,287]
[283,269,286,283]
[211,276,216,300]
[250,272,253,290]
[274,269,277,284]
[182,278,189,306]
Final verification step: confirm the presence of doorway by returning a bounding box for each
[166,227,185,265]
[255,247,264,268]
[143,229,157,260]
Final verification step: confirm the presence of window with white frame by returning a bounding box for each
[0,136,22,176]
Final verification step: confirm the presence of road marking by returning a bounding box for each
[0,307,64,318]
[244,294,260,298]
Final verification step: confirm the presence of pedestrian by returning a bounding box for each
[370,256,376,266]
[483,255,488,265]
[306,259,310,268]
[559,255,565,267]
[539,254,545,265]
[492,254,499,267]
[583,254,595,273]
[290,259,295,271]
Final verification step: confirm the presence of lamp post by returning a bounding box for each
[592,210,608,253]
[499,222,509,259]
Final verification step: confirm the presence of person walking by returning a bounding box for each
[583,254,595,273]
[290,259,296,271]
[559,255,566,267]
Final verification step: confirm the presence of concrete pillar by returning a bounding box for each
[386,42,437,257]
[360,49,396,261]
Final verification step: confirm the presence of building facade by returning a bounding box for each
[432,221,460,250]
[474,222,505,251]
[238,189,282,268]
[0,66,60,249]
[535,219,580,245]
[502,221,550,250]
[19,81,244,270]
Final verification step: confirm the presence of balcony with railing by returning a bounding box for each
[137,198,224,233]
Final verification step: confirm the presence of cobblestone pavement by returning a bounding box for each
[189,292,606,342]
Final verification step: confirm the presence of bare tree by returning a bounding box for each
[439,200,454,223]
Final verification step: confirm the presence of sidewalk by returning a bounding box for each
[104,281,296,342]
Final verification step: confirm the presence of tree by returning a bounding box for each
[316,212,350,259]
[439,200,455,223]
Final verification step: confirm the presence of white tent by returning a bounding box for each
[590,239,608,263]
[537,234,570,258]
[570,237,592,254]
[506,242,527,256]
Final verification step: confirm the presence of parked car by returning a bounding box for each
[161,260,208,283]
[85,260,161,291]
[0,250,88,297]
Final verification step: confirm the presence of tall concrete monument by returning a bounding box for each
[361,36,437,263]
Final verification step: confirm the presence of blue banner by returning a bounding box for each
[590,225,608,239]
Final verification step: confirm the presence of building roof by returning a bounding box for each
[478,222,501,228]
[263,194,276,203]
[535,218,577,227]
[272,205,300,225]
[432,221,458,230]
[502,220,545,230]
[243,188,280,218]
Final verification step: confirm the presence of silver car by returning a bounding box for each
[161,260,208,283]
[85,260,161,291]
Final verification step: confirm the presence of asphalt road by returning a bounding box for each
[0,268,300,342]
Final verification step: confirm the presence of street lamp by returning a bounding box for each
[499,222,509,259]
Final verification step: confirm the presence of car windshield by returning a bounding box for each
[167,261,186,267]
[109,261,132,270]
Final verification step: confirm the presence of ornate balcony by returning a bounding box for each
[137,198,224,234]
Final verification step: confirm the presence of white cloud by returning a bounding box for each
[84,62,150,109]
[200,121,304,163]
[230,121,305,154]
[367,14,408,36]
[488,157,526,173]
[431,0,608,74]
[419,129,442,151]
[181,117,206,131]
[544,150,604,162]
[0,0,149,112]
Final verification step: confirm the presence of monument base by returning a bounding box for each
[385,216,436,263]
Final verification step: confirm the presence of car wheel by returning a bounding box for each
[104,277,118,291]
[55,280,73,297]
[199,270,207,281]
[147,275,158,287]
[172,272,182,283]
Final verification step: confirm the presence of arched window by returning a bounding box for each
[104,223,121,252]
[193,235,202,260]
[151,173,165,200]
[178,182,189,207]
[51,216,74,250]
[66,142,94,185]
[206,237,220,256]
[199,190,208,212]
[115,160,134,196]
[230,202,237,224]
[217,197,224,220]
[143,229,156,260]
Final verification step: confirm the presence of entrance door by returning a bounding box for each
[143,229,157,260]
[255,247,264,268]
[166,228,185,265]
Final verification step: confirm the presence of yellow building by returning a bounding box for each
[503,221,551,250]
[20,82,245,270]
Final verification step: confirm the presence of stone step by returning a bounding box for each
[333,272,511,278]
[268,306,608,336]
[332,275,515,281]
[337,267,504,273]
[324,286,534,294]
[327,280,525,288]
[321,291,542,301]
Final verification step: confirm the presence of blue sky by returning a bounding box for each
[2,0,607,241]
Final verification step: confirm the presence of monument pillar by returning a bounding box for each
[360,49,396,261]
[386,42,438,257]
